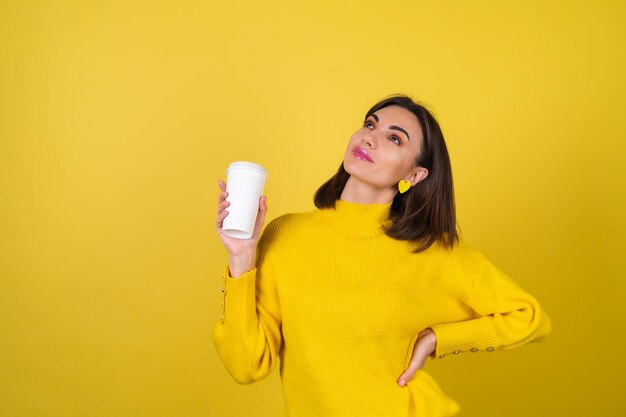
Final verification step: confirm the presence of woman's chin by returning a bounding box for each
[344,157,368,172]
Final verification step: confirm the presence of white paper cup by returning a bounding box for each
[222,161,268,239]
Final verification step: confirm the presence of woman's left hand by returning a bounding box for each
[397,328,437,387]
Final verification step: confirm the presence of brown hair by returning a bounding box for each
[313,93,459,253]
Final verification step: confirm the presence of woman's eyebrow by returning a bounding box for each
[369,113,411,142]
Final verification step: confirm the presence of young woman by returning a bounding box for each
[213,94,552,417]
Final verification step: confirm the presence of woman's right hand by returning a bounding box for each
[216,178,268,260]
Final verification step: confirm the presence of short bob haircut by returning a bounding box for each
[313,93,459,253]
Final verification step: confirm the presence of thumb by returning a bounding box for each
[398,345,426,387]
[397,363,419,387]
[252,195,267,238]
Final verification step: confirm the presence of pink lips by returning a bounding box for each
[353,146,374,162]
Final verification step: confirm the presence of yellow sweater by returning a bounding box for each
[213,199,552,417]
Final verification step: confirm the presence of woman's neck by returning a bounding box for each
[339,175,396,204]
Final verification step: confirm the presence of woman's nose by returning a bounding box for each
[362,134,377,148]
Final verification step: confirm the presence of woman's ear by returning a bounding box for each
[408,167,428,186]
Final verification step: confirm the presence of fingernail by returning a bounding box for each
[399,379,406,386]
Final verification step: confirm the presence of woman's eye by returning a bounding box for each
[364,120,373,128]
[390,135,401,145]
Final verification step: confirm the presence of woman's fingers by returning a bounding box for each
[398,350,426,387]
[217,199,230,213]
[398,331,433,387]
[217,190,228,205]
[216,180,230,230]
[216,208,229,229]
[217,180,228,204]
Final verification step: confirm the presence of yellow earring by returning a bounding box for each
[398,179,411,194]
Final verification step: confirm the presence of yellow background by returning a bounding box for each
[1,0,624,416]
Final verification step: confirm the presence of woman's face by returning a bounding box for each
[343,105,427,189]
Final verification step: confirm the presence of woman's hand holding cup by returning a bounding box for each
[216,179,268,277]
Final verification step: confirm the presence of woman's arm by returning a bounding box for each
[212,218,283,383]
[427,256,552,359]
[213,180,283,383]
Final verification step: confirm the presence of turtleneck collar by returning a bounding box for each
[310,199,393,235]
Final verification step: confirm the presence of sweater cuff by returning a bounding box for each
[428,317,502,359]
[221,264,257,327]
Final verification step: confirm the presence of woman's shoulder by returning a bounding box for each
[257,210,315,256]
[432,237,487,275]
[260,209,316,240]
[451,238,484,258]
[263,210,310,231]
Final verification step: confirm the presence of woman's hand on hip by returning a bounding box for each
[397,328,437,387]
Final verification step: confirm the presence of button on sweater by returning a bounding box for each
[213,199,552,417]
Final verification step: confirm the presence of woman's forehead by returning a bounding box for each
[372,106,423,143]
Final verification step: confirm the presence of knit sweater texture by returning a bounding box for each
[213,199,552,417]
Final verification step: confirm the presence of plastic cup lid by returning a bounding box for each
[226,161,268,179]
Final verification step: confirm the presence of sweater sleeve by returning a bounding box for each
[428,255,552,359]
[212,219,283,384]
